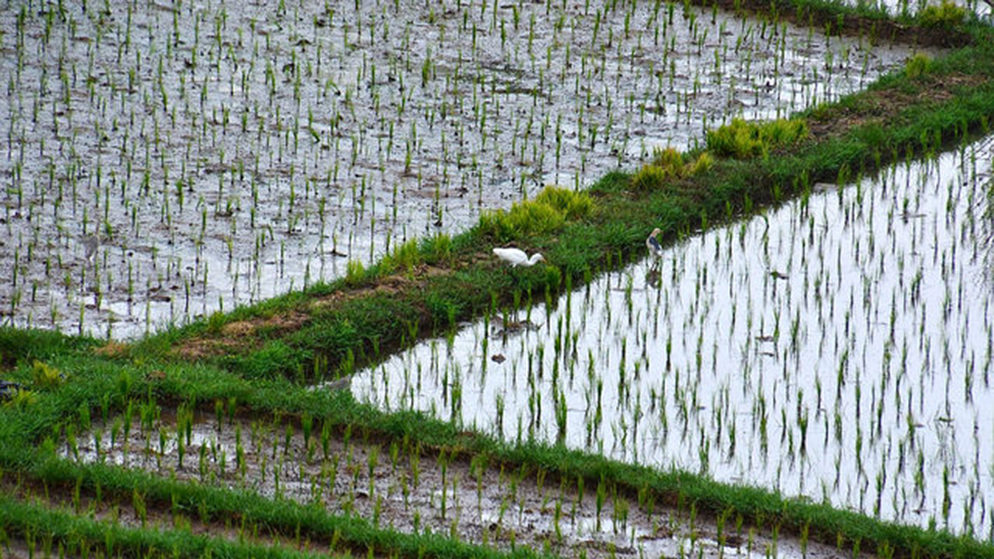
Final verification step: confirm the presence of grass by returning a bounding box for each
[917,0,969,29]
[2,1,994,558]
[630,148,715,192]
[479,186,594,241]
[2,346,993,557]
[705,118,810,159]
[130,51,994,382]
[0,488,544,559]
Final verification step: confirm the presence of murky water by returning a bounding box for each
[354,136,994,538]
[63,411,869,558]
[840,0,991,20]
[0,0,929,338]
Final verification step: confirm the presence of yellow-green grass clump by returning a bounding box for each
[381,237,422,274]
[479,186,593,240]
[631,147,713,191]
[917,0,966,28]
[378,233,455,275]
[705,117,809,159]
[905,53,932,78]
[31,360,65,388]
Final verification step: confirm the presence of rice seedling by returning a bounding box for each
[0,0,922,338]
[56,385,889,558]
[353,134,994,536]
[2,1,990,557]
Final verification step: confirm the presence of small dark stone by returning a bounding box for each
[0,380,24,402]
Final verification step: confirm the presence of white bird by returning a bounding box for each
[645,228,663,258]
[493,247,545,268]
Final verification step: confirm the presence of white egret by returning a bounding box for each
[492,247,545,268]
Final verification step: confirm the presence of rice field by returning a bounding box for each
[839,0,990,19]
[61,407,867,558]
[354,135,994,539]
[0,0,929,339]
[4,0,994,556]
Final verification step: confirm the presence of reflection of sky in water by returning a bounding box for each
[0,1,931,339]
[843,0,991,18]
[67,412,846,559]
[355,136,994,536]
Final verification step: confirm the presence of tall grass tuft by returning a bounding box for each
[382,239,421,275]
[917,0,966,28]
[532,186,594,220]
[904,53,932,79]
[631,148,714,191]
[478,186,593,241]
[631,165,672,192]
[31,360,65,389]
[706,118,809,159]
[345,259,367,287]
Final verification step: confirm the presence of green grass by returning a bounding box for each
[479,185,594,242]
[0,494,327,559]
[2,351,993,558]
[705,118,810,159]
[3,2,994,558]
[0,489,545,559]
[917,0,968,28]
[133,56,994,381]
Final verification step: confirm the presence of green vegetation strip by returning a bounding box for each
[2,346,994,557]
[3,6,994,559]
[0,494,326,559]
[0,350,548,559]
[4,461,547,559]
[139,22,994,386]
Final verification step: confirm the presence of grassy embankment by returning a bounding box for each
[2,1,994,557]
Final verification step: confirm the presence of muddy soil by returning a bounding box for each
[57,410,873,558]
[350,135,994,538]
[0,0,931,339]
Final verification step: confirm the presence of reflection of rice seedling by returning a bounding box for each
[981,176,994,279]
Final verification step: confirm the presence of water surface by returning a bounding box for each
[355,136,994,537]
[0,0,930,338]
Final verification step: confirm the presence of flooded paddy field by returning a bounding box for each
[353,136,994,538]
[61,409,869,558]
[0,0,930,339]
[839,0,990,19]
